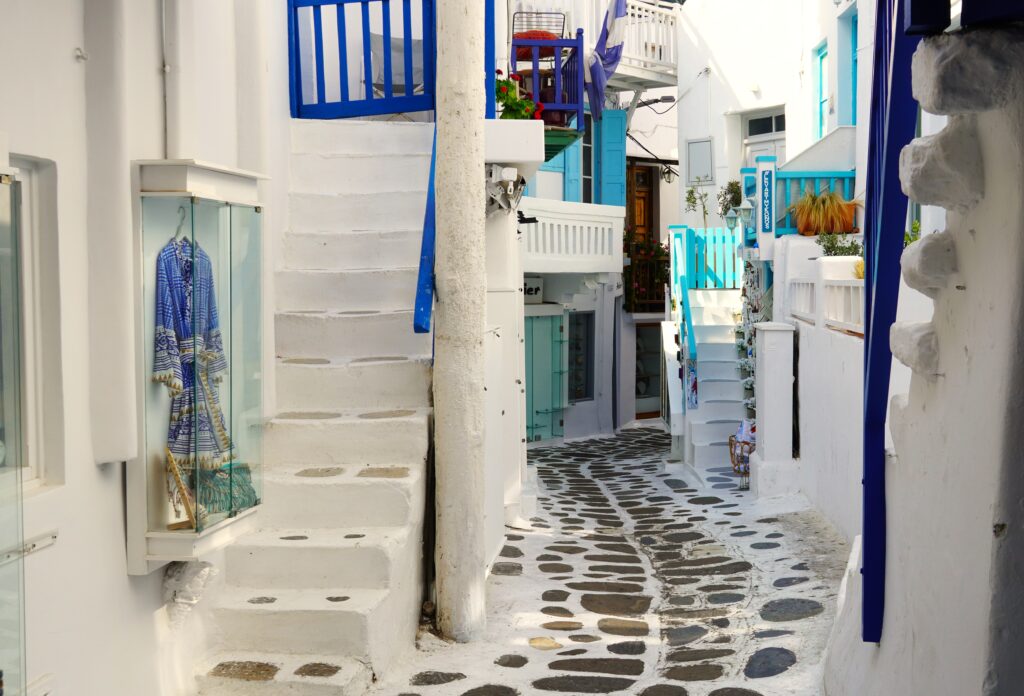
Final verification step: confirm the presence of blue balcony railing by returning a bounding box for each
[511,29,586,132]
[775,170,856,235]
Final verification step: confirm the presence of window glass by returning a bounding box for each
[0,179,23,477]
[568,311,594,402]
[748,116,773,137]
[686,138,714,185]
[774,114,786,132]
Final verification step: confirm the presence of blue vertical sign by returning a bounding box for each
[760,169,774,236]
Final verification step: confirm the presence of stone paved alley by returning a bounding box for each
[369,428,849,695]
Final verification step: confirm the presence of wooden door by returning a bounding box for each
[627,164,655,240]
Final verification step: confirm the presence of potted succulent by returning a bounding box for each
[791,189,859,235]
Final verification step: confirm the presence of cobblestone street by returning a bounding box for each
[369,428,848,695]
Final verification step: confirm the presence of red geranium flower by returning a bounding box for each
[500,86,509,94]
[496,69,503,75]
[533,112,542,120]
[511,74,521,82]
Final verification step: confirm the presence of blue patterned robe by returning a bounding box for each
[153,238,233,476]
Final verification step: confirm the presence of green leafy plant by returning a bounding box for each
[685,176,712,228]
[817,232,863,257]
[904,218,921,248]
[495,70,541,121]
[716,180,742,219]
[623,227,670,312]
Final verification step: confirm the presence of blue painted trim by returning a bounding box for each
[754,156,777,163]
[485,0,496,118]
[289,0,437,120]
[862,0,920,644]
[777,170,855,179]
[739,167,756,174]
[414,129,437,334]
[815,41,829,140]
[851,13,859,126]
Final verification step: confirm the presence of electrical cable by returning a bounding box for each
[626,132,678,179]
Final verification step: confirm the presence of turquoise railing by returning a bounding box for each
[775,169,856,235]
[683,226,743,290]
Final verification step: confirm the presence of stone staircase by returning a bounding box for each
[198,120,434,695]
[685,289,745,477]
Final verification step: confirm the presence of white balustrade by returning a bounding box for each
[519,198,625,274]
[789,279,817,324]
[513,0,678,74]
[823,279,865,335]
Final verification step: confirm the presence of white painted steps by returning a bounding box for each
[201,118,433,695]
[197,652,372,696]
[685,288,746,475]
[277,357,431,411]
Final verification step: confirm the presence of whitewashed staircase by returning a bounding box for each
[198,120,434,695]
[685,289,745,476]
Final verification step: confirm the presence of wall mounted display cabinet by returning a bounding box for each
[127,161,265,575]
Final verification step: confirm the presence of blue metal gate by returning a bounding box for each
[288,0,436,119]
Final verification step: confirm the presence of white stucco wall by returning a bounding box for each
[0,1,288,693]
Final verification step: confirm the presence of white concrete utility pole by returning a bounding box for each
[433,0,488,641]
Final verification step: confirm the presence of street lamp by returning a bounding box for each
[736,197,754,230]
[724,208,738,230]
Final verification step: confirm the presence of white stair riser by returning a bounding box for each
[283,230,422,271]
[265,417,428,468]
[260,476,425,529]
[277,360,431,411]
[697,362,741,381]
[291,120,433,156]
[226,543,393,589]
[275,311,431,361]
[696,343,739,361]
[699,381,744,402]
[694,442,732,468]
[276,268,418,312]
[691,307,737,324]
[689,289,742,310]
[213,605,377,656]
[689,401,746,423]
[290,192,427,234]
[291,153,431,195]
[693,324,737,344]
[691,421,741,445]
[198,667,371,696]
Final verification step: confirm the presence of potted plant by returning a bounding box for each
[495,70,543,121]
[791,189,859,235]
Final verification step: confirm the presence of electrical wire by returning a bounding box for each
[626,132,678,179]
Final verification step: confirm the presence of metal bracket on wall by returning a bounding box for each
[0,530,58,567]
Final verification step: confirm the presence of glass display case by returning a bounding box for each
[0,173,26,696]
[128,161,264,575]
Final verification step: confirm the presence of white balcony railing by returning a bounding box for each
[789,279,816,324]
[823,279,865,335]
[513,0,678,85]
[519,197,625,274]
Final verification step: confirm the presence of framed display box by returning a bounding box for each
[127,161,265,575]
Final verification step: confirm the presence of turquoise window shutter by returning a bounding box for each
[598,109,627,206]
[562,139,582,203]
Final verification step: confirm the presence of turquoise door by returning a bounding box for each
[525,314,567,442]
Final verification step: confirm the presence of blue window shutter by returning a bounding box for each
[562,139,582,203]
[598,109,627,206]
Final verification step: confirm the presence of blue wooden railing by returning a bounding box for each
[682,226,744,290]
[670,230,696,361]
[288,0,436,119]
[775,170,856,235]
[511,29,586,131]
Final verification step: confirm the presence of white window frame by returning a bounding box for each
[10,160,51,490]
[685,137,714,186]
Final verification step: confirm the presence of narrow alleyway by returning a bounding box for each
[369,428,848,695]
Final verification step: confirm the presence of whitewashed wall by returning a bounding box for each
[0,1,287,693]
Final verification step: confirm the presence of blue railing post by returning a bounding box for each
[414,130,437,334]
[485,0,496,118]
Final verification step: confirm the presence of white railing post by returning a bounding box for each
[751,322,799,497]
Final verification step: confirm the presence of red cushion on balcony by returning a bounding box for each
[514,30,559,61]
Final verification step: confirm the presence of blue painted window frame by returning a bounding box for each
[851,14,858,126]
[815,42,829,140]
